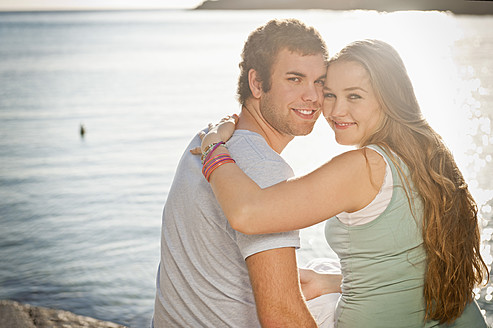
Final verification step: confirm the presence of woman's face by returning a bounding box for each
[323,60,383,147]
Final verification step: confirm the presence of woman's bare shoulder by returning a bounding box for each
[328,148,386,185]
[330,148,385,167]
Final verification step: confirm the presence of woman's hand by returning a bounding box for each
[299,268,342,301]
[190,114,238,155]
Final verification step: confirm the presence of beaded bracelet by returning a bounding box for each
[202,153,236,182]
[201,141,226,164]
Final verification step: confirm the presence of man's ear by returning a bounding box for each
[248,69,263,99]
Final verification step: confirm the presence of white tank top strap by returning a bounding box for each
[336,146,393,226]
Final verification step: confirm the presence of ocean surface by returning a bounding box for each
[0,9,492,327]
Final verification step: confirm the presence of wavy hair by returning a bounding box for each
[329,39,488,324]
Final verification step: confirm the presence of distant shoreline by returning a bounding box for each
[1,1,492,15]
[0,8,194,13]
[195,0,493,15]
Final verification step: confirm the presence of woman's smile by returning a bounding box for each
[332,120,356,129]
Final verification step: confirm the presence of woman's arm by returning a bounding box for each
[200,118,385,234]
[299,268,342,301]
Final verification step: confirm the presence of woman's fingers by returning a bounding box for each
[190,130,206,155]
[190,146,201,154]
[220,115,231,123]
[191,114,238,155]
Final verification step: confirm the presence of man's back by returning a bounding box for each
[153,130,299,328]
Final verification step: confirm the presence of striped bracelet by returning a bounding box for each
[201,141,226,164]
[202,153,236,182]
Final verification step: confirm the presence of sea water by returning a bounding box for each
[0,9,492,327]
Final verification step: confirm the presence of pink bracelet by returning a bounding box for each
[202,154,230,176]
[201,141,226,164]
[205,159,235,182]
[202,153,235,182]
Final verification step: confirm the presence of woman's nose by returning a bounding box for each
[326,99,345,118]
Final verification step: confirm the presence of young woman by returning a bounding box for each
[197,40,489,327]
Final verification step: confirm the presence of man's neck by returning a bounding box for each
[236,101,294,154]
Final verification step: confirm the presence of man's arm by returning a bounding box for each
[246,247,318,328]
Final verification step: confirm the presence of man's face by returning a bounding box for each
[259,48,326,137]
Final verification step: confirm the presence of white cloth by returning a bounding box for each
[304,258,342,328]
[336,146,393,226]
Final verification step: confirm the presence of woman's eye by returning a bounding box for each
[348,94,362,100]
[324,93,335,99]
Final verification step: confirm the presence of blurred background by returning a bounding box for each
[0,0,492,327]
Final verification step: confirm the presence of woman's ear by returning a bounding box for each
[248,68,263,99]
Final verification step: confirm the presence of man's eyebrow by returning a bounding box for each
[286,71,305,77]
[286,72,327,80]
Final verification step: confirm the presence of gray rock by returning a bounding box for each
[0,300,127,328]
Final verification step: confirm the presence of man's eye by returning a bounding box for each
[288,77,301,82]
[315,79,325,86]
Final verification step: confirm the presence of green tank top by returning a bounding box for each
[324,145,487,328]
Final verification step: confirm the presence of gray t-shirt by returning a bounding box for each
[153,130,300,328]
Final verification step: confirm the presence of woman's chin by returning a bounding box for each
[334,137,356,147]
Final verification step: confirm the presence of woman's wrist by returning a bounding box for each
[321,274,342,294]
[201,133,223,153]
[200,140,234,182]
[201,141,227,164]
[202,152,235,182]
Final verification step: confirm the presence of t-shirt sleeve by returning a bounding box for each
[234,159,300,259]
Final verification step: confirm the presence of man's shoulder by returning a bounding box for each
[227,130,294,187]
[228,130,282,162]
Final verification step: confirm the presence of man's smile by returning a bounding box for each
[292,108,319,118]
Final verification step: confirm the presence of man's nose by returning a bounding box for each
[301,83,321,104]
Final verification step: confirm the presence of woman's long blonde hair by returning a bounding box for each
[329,40,488,324]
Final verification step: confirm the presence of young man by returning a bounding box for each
[153,19,329,327]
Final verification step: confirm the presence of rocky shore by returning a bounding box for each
[0,300,127,328]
